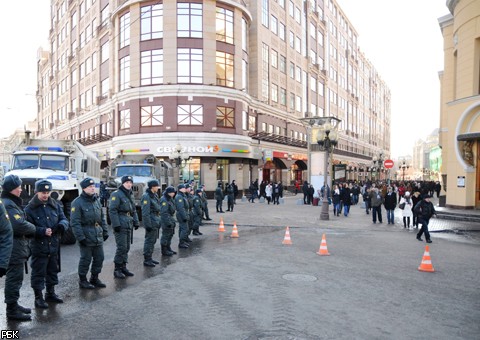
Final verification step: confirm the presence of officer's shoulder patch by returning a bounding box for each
[5,214,9,220]
[111,196,116,201]
[178,199,182,202]
[71,207,75,212]
[14,214,21,220]
[162,202,166,206]
[143,200,148,205]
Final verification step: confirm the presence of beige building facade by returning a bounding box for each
[34,0,391,192]
[439,0,480,209]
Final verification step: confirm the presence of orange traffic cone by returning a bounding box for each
[316,233,330,256]
[418,245,435,272]
[231,222,239,238]
[218,217,225,232]
[282,227,292,245]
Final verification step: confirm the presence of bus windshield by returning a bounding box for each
[12,154,68,171]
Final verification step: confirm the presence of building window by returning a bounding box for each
[261,0,269,27]
[177,48,203,83]
[141,4,163,40]
[101,78,109,97]
[120,109,130,129]
[216,106,234,127]
[242,111,247,130]
[249,115,256,132]
[178,105,203,125]
[177,3,203,38]
[262,43,269,101]
[119,56,130,90]
[141,49,163,85]
[141,105,163,126]
[242,18,248,51]
[271,49,278,68]
[216,159,229,184]
[280,88,286,105]
[101,41,109,63]
[216,7,233,44]
[279,22,285,41]
[271,15,278,35]
[279,55,286,73]
[120,12,130,48]
[216,51,234,87]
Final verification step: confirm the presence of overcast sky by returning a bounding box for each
[0,0,449,159]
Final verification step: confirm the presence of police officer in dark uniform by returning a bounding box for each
[0,198,12,279]
[175,184,190,249]
[1,175,36,321]
[192,189,204,235]
[185,184,194,243]
[200,184,212,221]
[160,186,176,256]
[142,179,162,267]
[225,183,234,212]
[109,175,139,279]
[214,182,225,213]
[24,180,69,308]
[71,178,109,289]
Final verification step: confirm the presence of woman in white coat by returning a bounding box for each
[265,183,273,205]
[399,191,414,228]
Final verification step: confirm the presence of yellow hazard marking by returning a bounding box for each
[14,214,21,220]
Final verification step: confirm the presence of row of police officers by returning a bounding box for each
[0,174,207,321]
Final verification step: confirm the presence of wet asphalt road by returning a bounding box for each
[1,196,479,339]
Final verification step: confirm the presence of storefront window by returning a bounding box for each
[216,159,229,185]
[180,158,200,183]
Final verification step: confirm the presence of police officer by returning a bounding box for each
[142,179,162,267]
[109,175,139,279]
[175,184,190,249]
[160,186,176,256]
[200,184,212,221]
[0,198,12,279]
[191,189,204,236]
[71,178,109,289]
[1,174,36,321]
[215,182,225,213]
[24,180,69,308]
[225,183,234,212]
[184,184,194,243]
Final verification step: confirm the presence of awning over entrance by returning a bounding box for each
[273,158,288,169]
[294,160,307,170]
[457,132,480,141]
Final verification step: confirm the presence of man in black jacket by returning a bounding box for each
[25,180,69,308]
[414,194,437,243]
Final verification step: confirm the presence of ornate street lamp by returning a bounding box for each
[315,117,341,221]
[169,143,190,184]
[399,159,410,181]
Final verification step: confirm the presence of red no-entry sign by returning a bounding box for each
[384,159,394,169]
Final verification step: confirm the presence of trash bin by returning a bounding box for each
[313,197,320,206]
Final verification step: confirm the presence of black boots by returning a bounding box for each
[161,245,174,256]
[167,245,177,254]
[192,229,203,235]
[90,274,107,288]
[114,264,126,279]
[144,257,156,267]
[45,285,63,303]
[178,242,189,249]
[121,263,134,277]
[15,302,31,314]
[79,275,95,289]
[34,289,49,309]
[6,303,31,321]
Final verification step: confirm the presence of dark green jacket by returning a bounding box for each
[0,199,13,270]
[71,192,108,246]
[174,192,189,223]
[192,194,203,216]
[141,189,161,230]
[160,194,176,227]
[109,186,139,230]
[1,192,35,265]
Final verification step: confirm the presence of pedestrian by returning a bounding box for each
[99,181,110,208]
[399,191,414,228]
[274,181,283,205]
[435,181,442,198]
[369,187,383,223]
[294,180,300,195]
[302,181,309,204]
[351,183,360,205]
[184,184,194,241]
[248,181,256,203]
[141,180,162,267]
[414,194,437,243]
[109,175,139,279]
[70,177,109,289]
[215,182,225,212]
[383,186,397,225]
[363,187,371,215]
[307,184,315,205]
[332,185,341,216]
[231,180,239,204]
[340,183,351,216]
[24,180,69,309]
[411,190,422,228]
[159,186,177,256]
[259,180,266,200]
[1,174,36,321]
[200,184,212,221]
[191,189,204,235]
[175,184,191,249]
[265,182,272,204]
[225,183,234,212]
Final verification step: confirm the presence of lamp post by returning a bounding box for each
[168,143,190,185]
[315,117,341,221]
[399,159,409,182]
